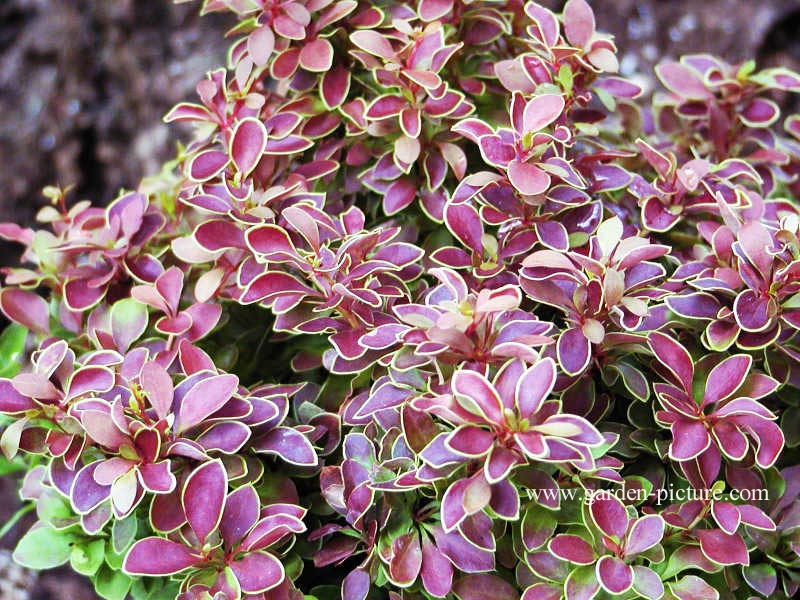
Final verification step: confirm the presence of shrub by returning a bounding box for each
[2,1,800,599]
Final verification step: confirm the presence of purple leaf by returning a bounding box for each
[733,290,772,332]
[624,514,664,555]
[299,38,334,72]
[176,374,239,433]
[231,118,268,176]
[0,380,36,414]
[123,537,203,576]
[446,426,495,457]
[564,565,600,600]
[189,150,229,181]
[563,0,595,47]
[696,529,750,565]
[0,289,50,334]
[366,95,407,119]
[389,533,422,586]
[523,94,564,132]
[342,568,371,600]
[655,62,711,99]
[230,551,284,593]
[507,159,550,196]
[383,178,417,215]
[248,25,275,66]
[350,30,394,59]
[71,462,111,513]
[647,332,694,393]
[139,461,176,493]
[596,556,634,594]
[253,427,318,466]
[140,361,174,421]
[452,574,519,600]
[516,358,556,418]
[632,566,664,600]
[421,536,453,597]
[183,460,227,544]
[549,534,595,564]
[452,369,503,424]
[557,327,591,375]
[321,65,350,109]
[590,494,628,539]
[669,419,711,461]
[711,501,741,535]
[220,485,260,548]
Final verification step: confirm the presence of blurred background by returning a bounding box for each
[0,0,799,598]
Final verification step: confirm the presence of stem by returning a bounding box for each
[0,503,35,542]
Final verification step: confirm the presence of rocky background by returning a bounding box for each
[0,0,799,598]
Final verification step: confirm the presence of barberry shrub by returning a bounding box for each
[2,1,800,599]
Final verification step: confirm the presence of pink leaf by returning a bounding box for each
[299,38,334,72]
[507,159,550,196]
[696,529,750,565]
[176,374,239,433]
[522,94,564,132]
[590,494,628,539]
[183,460,227,544]
[596,555,634,594]
[350,30,395,59]
[563,0,595,47]
[230,551,285,593]
[248,26,275,67]
[703,354,751,405]
[123,537,203,576]
[647,331,694,393]
[0,289,50,334]
[230,118,268,176]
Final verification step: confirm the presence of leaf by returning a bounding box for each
[452,574,519,600]
[549,534,594,564]
[231,118,268,176]
[0,324,28,378]
[252,426,318,466]
[183,460,227,544]
[71,539,106,576]
[696,529,750,565]
[122,537,203,576]
[230,551,285,593]
[13,524,76,570]
[176,373,239,433]
[0,289,50,334]
[596,555,634,594]
[110,298,148,352]
[589,494,628,539]
[94,564,134,600]
[389,533,422,586]
[563,0,595,47]
[647,331,694,393]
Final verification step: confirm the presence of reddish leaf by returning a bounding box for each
[123,537,203,576]
[183,460,227,545]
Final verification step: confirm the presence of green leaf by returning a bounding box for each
[521,503,558,551]
[93,564,133,600]
[111,514,138,554]
[71,539,106,576]
[13,524,76,570]
[36,489,80,530]
[737,59,757,80]
[104,541,125,571]
[557,64,574,94]
[110,297,148,352]
[0,324,28,377]
[309,586,342,600]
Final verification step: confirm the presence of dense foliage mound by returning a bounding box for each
[2,1,800,599]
